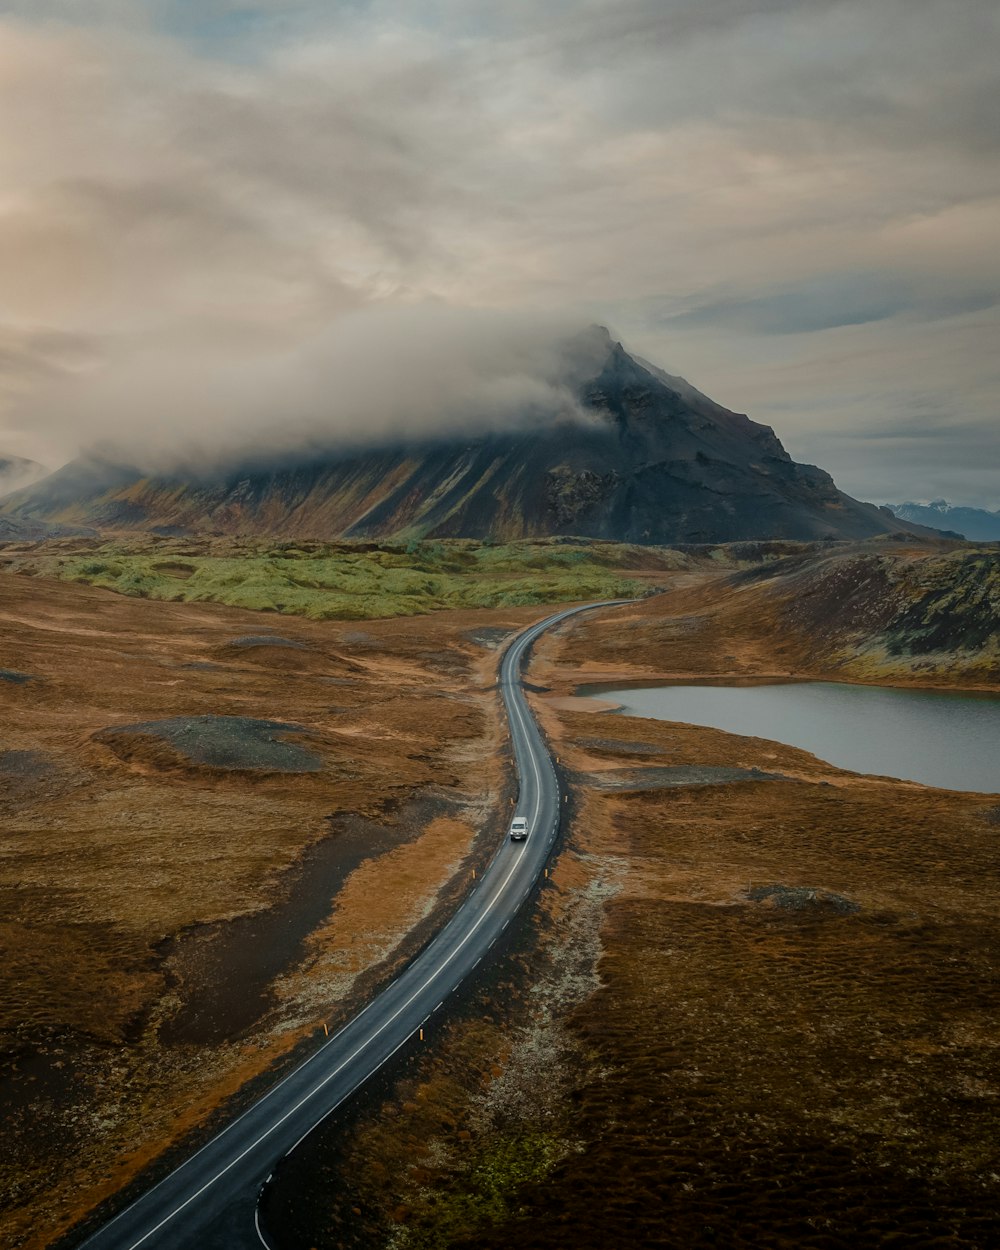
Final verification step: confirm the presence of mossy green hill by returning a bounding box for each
[7,537,685,620]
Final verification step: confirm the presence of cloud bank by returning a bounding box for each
[0,2,997,502]
[25,308,608,472]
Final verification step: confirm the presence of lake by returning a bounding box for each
[582,680,1000,793]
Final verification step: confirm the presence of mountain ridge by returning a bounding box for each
[886,499,1000,542]
[0,455,49,499]
[1,335,929,545]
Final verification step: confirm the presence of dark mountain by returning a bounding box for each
[0,455,92,540]
[0,334,928,544]
[886,500,1000,542]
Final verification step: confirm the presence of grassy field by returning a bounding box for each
[4,537,693,619]
[0,570,556,1250]
[267,609,1000,1250]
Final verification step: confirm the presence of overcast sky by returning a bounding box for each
[0,1,997,504]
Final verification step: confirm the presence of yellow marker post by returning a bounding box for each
[472,868,476,880]
[323,1023,329,1037]
[419,1028,424,1042]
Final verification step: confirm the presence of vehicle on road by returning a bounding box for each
[509,816,528,841]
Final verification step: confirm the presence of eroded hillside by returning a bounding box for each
[554,541,1000,689]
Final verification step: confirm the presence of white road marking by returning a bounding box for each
[254,1205,274,1249]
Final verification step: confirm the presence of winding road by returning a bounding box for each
[73,600,625,1250]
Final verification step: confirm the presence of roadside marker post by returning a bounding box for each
[323,1023,328,1037]
[419,1028,424,1042]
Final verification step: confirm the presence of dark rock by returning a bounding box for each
[747,884,860,915]
[93,716,323,773]
[588,765,785,790]
[223,635,312,651]
[577,737,662,756]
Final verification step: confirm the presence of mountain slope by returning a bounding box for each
[0,455,91,539]
[887,500,1000,542]
[1,336,923,544]
[0,455,48,499]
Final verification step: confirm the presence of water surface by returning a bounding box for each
[583,681,1000,793]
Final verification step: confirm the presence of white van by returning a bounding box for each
[509,817,528,842]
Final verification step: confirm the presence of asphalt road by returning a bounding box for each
[74,600,624,1250]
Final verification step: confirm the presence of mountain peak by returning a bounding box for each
[887,500,1000,541]
[0,340,929,545]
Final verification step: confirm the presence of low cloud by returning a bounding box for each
[21,307,608,472]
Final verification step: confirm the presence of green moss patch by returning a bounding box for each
[399,1133,564,1249]
[29,537,663,620]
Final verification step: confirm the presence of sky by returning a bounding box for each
[0,0,997,505]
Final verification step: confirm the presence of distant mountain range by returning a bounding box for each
[0,331,937,545]
[886,500,1000,542]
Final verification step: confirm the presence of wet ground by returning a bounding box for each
[160,799,450,1045]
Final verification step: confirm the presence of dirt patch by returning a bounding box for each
[746,882,860,914]
[576,736,663,756]
[586,764,786,790]
[93,715,324,774]
[0,749,58,790]
[464,627,514,650]
[543,694,618,713]
[223,634,312,650]
[275,811,484,1029]
[0,668,35,684]
[161,797,467,1046]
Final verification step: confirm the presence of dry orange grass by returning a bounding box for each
[0,570,550,1249]
[277,593,1000,1249]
